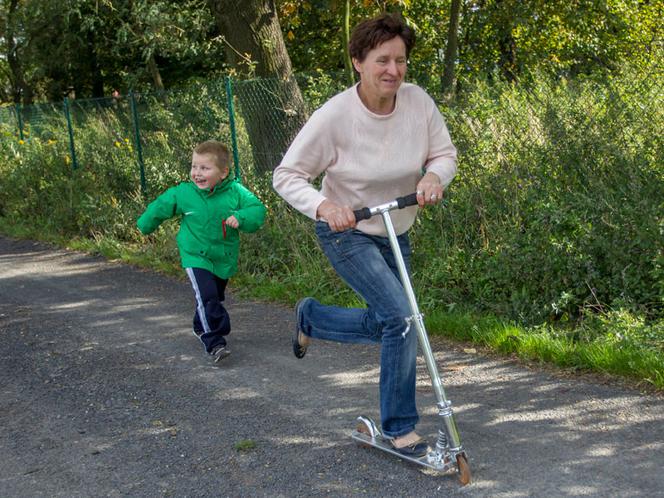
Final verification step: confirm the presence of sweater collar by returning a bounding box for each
[353,81,402,118]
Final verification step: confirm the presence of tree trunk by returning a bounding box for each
[207,0,308,174]
[498,33,517,82]
[147,54,165,91]
[455,0,472,96]
[342,0,355,86]
[87,31,105,98]
[441,0,462,99]
[5,0,34,104]
[495,0,517,82]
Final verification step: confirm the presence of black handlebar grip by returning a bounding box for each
[353,193,418,222]
[397,192,418,209]
[353,207,372,222]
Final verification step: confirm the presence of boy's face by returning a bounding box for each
[190,152,228,190]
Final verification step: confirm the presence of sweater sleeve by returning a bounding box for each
[136,186,178,235]
[231,183,266,233]
[422,97,457,188]
[272,108,335,220]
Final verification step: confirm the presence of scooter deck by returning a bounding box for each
[351,430,455,473]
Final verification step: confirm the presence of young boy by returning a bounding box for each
[137,140,266,362]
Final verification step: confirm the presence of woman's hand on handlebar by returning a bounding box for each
[317,199,357,232]
[416,171,444,208]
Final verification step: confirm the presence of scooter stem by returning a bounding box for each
[380,210,463,450]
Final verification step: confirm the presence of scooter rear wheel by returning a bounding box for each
[355,420,374,448]
[456,453,471,485]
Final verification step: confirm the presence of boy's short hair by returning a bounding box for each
[194,140,230,170]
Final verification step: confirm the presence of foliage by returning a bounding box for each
[277,0,662,95]
[432,60,663,324]
[279,0,449,80]
[0,66,661,388]
[0,0,225,102]
[0,137,138,241]
[459,0,663,81]
[1,0,661,103]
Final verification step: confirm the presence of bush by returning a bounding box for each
[412,64,662,325]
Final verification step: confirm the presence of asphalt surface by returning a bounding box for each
[1,235,663,498]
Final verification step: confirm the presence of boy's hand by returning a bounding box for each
[225,215,240,229]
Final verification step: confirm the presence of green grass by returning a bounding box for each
[426,307,664,389]
[233,439,257,452]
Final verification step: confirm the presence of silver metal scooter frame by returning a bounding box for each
[349,194,471,485]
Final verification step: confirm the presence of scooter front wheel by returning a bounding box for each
[456,453,471,485]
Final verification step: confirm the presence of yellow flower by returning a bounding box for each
[114,141,122,147]
[18,139,24,145]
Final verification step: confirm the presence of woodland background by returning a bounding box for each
[0,0,660,102]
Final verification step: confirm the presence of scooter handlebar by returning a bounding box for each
[397,192,419,209]
[352,207,372,222]
[353,192,419,222]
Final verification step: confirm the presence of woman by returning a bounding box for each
[272,13,457,456]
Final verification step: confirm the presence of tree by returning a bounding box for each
[458,0,662,83]
[278,0,452,93]
[342,0,354,85]
[113,0,221,92]
[0,0,224,102]
[440,0,461,98]
[1,0,32,103]
[207,0,308,173]
[0,0,126,101]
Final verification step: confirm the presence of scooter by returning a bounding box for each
[350,193,471,485]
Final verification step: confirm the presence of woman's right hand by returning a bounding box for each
[317,199,357,232]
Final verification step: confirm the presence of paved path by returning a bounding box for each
[1,236,663,497]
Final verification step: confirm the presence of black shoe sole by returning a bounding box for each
[293,299,308,359]
[389,440,429,458]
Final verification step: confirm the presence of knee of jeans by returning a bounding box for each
[382,312,416,341]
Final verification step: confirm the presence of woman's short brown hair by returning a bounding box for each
[348,13,415,62]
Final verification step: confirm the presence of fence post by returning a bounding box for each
[129,91,147,196]
[15,104,24,141]
[224,76,241,182]
[63,97,78,170]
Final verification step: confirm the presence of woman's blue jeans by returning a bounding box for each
[299,221,419,438]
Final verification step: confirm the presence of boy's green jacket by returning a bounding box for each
[137,178,266,279]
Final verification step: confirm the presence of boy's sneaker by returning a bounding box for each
[211,346,231,362]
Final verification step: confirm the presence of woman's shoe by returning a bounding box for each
[292,298,311,359]
[389,432,429,457]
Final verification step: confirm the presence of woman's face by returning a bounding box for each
[352,36,407,103]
